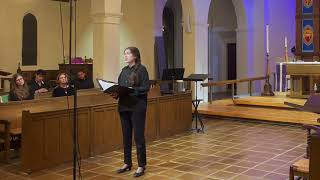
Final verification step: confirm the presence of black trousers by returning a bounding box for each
[119,110,147,167]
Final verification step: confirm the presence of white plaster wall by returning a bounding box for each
[266,0,296,71]
[0,0,92,74]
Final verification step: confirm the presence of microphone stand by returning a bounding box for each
[68,0,78,179]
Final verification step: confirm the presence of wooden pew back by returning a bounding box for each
[0,89,107,129]
[20,91,191,172]
[0,88,162,129]
[309,133,320,179]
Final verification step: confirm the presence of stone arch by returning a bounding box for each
[154,0,184,79]
[206,0,250,95]
[207,0,237,93]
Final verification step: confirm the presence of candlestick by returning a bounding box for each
[262,52,275,96]
[285,46,289,62]
[285,36,287,48]
[284,36,289,62]
[266,25,270,54]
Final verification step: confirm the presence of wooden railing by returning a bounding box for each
[201,74,275,103]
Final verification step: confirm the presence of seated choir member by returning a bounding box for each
[9,73,34,101]
[28,69,49,95]
[76,70,94,89]
[52,73,75,97]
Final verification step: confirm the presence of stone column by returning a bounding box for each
[194,22,209,102]
[91,0,122,82]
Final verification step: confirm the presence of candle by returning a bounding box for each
[266,25,270,54]
[285,36,287,48]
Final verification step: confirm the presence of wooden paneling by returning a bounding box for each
[22,109,91,171]
[145,99,158,141]
[309,134,320,179]
[15,91,192,172]
[159,96,176,138]
[159,94,192,138]
[177,94,192,132]
[91,105,122,155]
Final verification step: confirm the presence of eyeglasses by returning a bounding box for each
[16,78,24,82]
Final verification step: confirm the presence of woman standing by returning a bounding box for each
[112,47,149,177]
[9,73,34,101]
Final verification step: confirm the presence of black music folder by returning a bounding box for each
[97,79,134,96]
[284,94,320,114]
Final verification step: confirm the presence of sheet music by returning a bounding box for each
[97,79,117,91]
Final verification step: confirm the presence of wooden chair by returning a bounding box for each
[9,128,22,151]
[0,120,11,162]
[309,127,320,179]
[290,158,309,179]
[290,125,320,180]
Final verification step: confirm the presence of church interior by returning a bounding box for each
[0,0,319,179]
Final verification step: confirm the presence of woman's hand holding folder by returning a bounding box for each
[110,92,119,99]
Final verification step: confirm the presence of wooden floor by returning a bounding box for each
[0,118,307,180]
[198,95,320,125]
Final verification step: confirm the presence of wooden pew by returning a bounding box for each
[309,132,320,179]
[0,89,192,172]
[0,88,157,129]
[290,125,320,179]
[34,88,102,99]
[0,119,10,162]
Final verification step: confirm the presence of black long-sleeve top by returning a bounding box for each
[76,78,94,89]
[28,79,49,95]
[52,86,75,97]
[118,64,150,112]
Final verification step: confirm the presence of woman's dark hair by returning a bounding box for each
[35,69,46,76]
[125,47,141,86]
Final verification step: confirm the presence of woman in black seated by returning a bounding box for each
[9,73,34,101]
[52,73,75,97]
[76,70,94,89]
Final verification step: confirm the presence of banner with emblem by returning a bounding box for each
[302,19,314,52]
[303,0,313,14]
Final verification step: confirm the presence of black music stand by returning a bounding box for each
[285,94,320,158]
[185,74,208,133]
[161,68,184,94]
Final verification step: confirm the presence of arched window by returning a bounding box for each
[22,13,37,66]
[162,0,183,69]
[163,7,175,68]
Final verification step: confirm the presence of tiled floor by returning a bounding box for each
[0,118,307,180]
